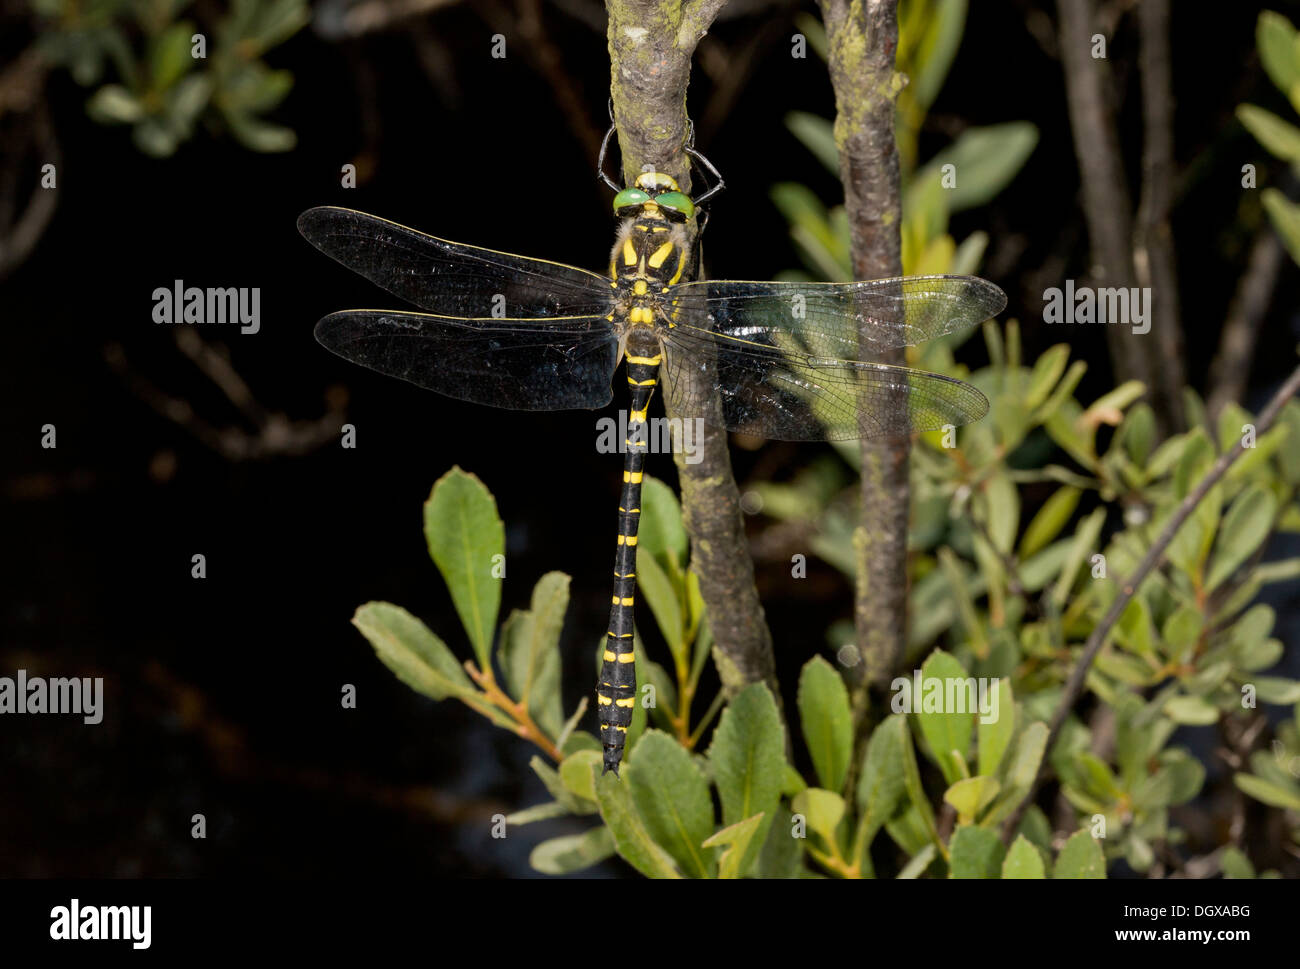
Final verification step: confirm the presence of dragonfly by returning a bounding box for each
[298,126,1006,776]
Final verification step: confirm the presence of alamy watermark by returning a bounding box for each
[0,670,103,724]
[1043,280,1151,335]
[50,899,150,949]
[595,411,705,464]
[152,280,260,334]
[890,670,1001,724]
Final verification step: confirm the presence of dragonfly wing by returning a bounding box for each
[661,324,988,442]
[667,275,1006,355]
[298,206,615,319]
[316,310,619,411]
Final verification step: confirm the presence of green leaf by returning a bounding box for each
[978,679,1015,777]
[1008,722,1049,789]
[498,571,568,738]
[635,550,684,656]
[897,843,938,879]
[624,731,715,878]
[149,21,197,90]
[897,715,941,849]
[1115,596,1157,659]
[1219,845,1256,879]
[949,825,1006,878]
[1257,11,1300,96]
[529,826,615,874]
[1237,104,1300,162]
[1019,486,1081,560]
[531,755,597,815]
[351,601,477,702]
[857,714,908,821]
[923,122,1038,212]
[224,110,297,152]
[505,800,571,825]
[559,749,603,804]
[793,787,846,847]
[638,476,688,573]
[132,118,179,157]
[943,775,1000,825]
[1207,484,1278,590]
[86,84,145,124]
[914,650,974,784]
[702,813,766,880]
[1051,508,1106,607]
[1053,830,1107,878]
[785,111,839,176]
[242,0,311,48]
[1001,834,1046,879]
[1234,772,1300,810]
[595,771,682,878]
[707,684,786,876]
[423,467,505,669]
[756,804,802,878]
[1253,677,1300,704]
[983,469,1020,554]
[1263,188,1300,266]
[1022,344,1070,412]
[797,656,853,790]
[1164,695,1220,725]
[853,714,907,868]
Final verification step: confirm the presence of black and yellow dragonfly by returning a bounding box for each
[298,137,1006,776]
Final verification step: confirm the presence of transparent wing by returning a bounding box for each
[315,310,619,411]
[661,323,988,442]
[667,275,1006,354]
[298,206,616,319]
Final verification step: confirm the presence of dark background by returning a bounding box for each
[2,0,1298,877]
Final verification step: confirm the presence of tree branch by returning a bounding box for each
[1134,0,1186,431]
[606,0,781,703]
[1206,225,1285,421]
[816,0,909,786]
[1057,0,1170,432]
[1001,359,1300,843]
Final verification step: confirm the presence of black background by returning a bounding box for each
[2,0,1298,878]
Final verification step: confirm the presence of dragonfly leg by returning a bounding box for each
[596,122,622,193]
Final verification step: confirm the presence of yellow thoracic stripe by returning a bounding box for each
[622,239,637,265]
[625,354,662,366]
[647,241,675,269]
[633,279,648,295]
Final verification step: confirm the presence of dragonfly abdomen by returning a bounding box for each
[597,347,661,775]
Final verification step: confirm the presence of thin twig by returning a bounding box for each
[1207,227,1286,421]
[816,0,909,797]
[1001,360,1300,843]
[1134,0,1186,430]
[1057,0,1165,429]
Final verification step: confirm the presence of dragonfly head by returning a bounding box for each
[613,171,696,223]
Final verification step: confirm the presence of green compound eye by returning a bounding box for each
[613,188,651,214]
[653,191,695,219]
